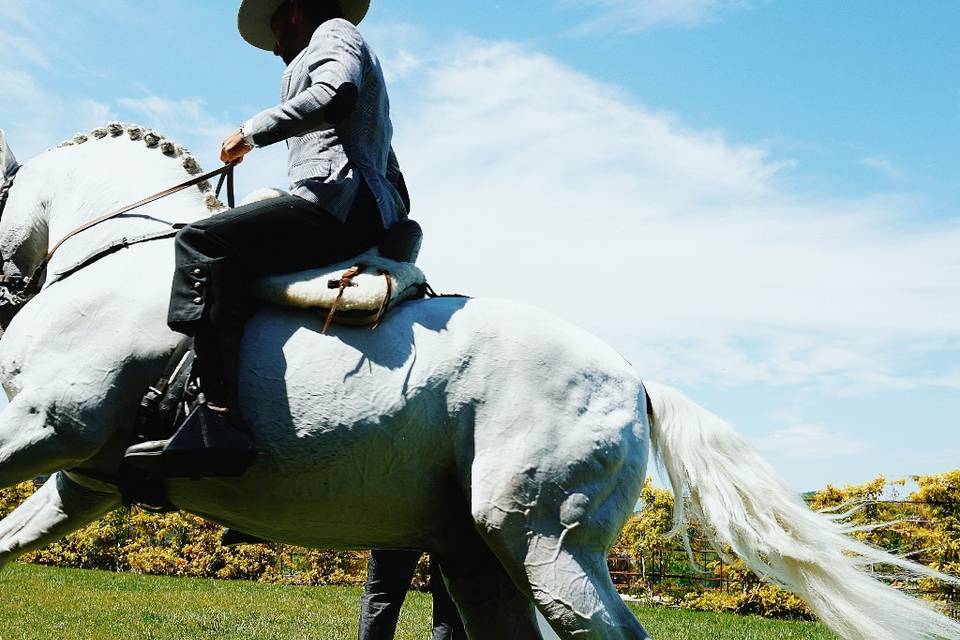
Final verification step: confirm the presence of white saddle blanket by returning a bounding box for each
[250,250,426,326]
[253,249,426,325]
[241,189,427,326]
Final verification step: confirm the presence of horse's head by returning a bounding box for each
[0,129,47,330]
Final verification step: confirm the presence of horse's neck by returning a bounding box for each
[37,137,215,273]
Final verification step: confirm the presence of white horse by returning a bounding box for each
[0,124,957,640]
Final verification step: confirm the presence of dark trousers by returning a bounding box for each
[359,551,466,640]
[167,184,385,335]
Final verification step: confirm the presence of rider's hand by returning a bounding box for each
[221,129,252,164]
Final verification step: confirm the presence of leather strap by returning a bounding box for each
[215,165,236,208]
[370,270,393,330]
[24,162,237,295]
[44,227,182,289]
[322,264,363,334]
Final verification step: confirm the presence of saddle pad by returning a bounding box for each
[250,249,426,326]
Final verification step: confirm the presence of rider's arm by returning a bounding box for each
[242,20,364,148]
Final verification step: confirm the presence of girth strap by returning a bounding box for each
[21,162,237,297]
[45,227,182,289]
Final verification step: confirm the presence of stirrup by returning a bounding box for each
[125,400,257,479]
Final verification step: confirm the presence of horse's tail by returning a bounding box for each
[644,380,960,640]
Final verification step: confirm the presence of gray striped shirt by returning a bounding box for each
[243,19,406,228]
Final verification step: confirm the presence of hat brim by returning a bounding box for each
[238,0,370,51]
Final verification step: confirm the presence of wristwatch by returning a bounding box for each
[239,124,256,149]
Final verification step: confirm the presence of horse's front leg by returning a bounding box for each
[0,391,112,489]
[0,472,119,568]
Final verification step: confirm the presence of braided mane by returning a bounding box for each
[55,122,224,212]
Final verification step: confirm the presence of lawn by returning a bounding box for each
[0,563,833,639]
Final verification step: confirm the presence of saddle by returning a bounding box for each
[119,220,428,509]
[253,218,426,329]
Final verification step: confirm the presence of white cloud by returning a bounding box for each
[756,424,867,460]
[0,0,35,29]
[3,22,956,396]
[0,29,51,68]
[382,49,423,83]
[862,155,910,182]
[0,68,115,157]
[0,1,115,157]
[561,0,755,35]
[388,39,960,392]
[363,22,427,82]
[116,96,234,145]
[114,95,288,198]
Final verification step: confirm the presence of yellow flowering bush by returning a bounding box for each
[2,469,957,619]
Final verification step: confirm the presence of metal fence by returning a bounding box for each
[606,499,960,619]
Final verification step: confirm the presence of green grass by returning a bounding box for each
[0,563,833,639]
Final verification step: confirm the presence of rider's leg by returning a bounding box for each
[0,472,119,568]
[167,190,384,407]
[167,189,385,339]
[129,190,386,475]
[358,549,420,640]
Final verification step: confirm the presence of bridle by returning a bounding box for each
[0,162,236,324]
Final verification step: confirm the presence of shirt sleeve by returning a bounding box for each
[243,20,365,148]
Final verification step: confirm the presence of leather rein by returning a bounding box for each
[0,162,236,309]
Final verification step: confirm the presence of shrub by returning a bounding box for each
[1,469,957,619]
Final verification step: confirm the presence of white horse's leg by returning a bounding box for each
[0,393,109,489]
[528,545,649,640]
[434,517,544,640]
[470,430,651,639]
[0,472,119,568]
[440,547,544,638]
[478,514,651,640]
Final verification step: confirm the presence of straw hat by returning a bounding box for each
[237,0,370,51]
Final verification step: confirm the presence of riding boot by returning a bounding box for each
[159,327,257,477]
[193,328,244,415]
[124,329,257,478]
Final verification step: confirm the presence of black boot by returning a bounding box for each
[125,329,257,478]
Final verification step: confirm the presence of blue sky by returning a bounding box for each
[0,0,957,492]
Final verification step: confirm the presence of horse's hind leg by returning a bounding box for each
[0,472,119,568]
[480,524,651,640]
[471,450,652,639]
[435,521,544,640]
[529,544,650,640]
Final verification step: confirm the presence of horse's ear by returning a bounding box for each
[0,129,19,181]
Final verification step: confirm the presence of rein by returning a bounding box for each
[0,162,236,303]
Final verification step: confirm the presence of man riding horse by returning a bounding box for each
[126,0,409,477]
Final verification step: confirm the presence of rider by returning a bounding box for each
[126,0,408,477]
